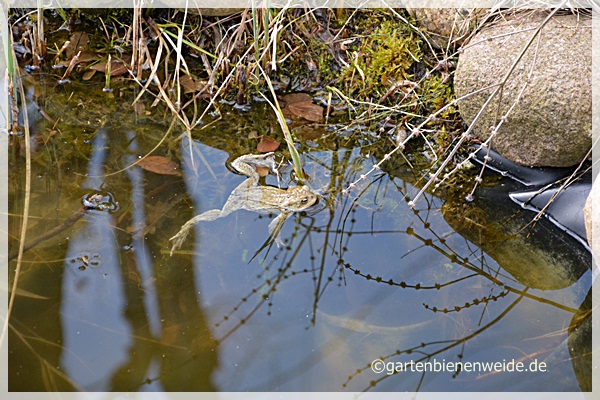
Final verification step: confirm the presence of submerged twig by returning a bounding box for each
[7,208,87,262]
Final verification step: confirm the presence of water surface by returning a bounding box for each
[7,79,592,392]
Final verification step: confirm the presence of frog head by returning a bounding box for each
[283,185,318,212]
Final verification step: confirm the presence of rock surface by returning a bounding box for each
[454,12,592,167]
[408,7,486,50]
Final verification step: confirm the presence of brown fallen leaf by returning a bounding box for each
[77,51,101,63]
[295,123,327,141]
[58,51,99,69]
[255,165,270,177]
[257,136,280,153]
[128,196,184,237]
[66,32,90,59]
[282,93,312,105]
[82,69,96,81]
[179,74,207,94]
[133,101,146,115]
[288,101,324,122]
[281,93,314,120]
[90,55,131,76]
[137,156,182,176]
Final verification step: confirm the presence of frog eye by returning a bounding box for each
[300,198,309,204]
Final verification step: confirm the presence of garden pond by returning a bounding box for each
[7,76,592,392]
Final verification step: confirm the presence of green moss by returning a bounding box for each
[420,73,457,115]
[339,19,422,99]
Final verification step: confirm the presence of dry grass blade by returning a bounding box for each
[9,323,83,390]
[519,142,595,235]
[59,50,80,81]
[2,58,32,353]
[131,22,164,106]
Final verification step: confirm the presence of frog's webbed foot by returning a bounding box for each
[231,152,277,183]
[233,152,275,166]
[268,212,290,248]
[169,209,222,256]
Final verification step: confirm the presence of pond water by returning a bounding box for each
[7,78,592,392]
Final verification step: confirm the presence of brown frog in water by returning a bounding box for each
[169,153,318,255]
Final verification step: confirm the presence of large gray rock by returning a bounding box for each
[408,8,486,50]
[455,12,592,167]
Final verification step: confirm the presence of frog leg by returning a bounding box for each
[169,209,223,256]
[169,179,256,256]
[267,212,290,248]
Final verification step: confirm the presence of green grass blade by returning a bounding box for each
[258,65,305,181]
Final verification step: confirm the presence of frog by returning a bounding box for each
[169,152,318,256]
[82,191,119,212]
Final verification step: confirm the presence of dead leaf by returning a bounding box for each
[288,101,324,122]
[281,93,323,122]
[77,51,101,63]
[282,93,313,106]
[90,55,131,76]
[128,196,184,238]
[66,32,90,58]
[133,102,146,115]
[179,74,207,94]
[82,69,96,80]
[255,165,270,177]
[257,136,280,153]
[295,124,327,141]
[137,156,182,176]
[89,61,106,72]
[162,324,183,345]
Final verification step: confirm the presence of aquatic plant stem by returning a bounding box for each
[2,61,32,353]
[462,29,543,200]
[342,82,501,196]
[257,64,305,181]
[251,3,259,60]
[518,141,596,235]
[359,294,526,392]
[104,54,111,89]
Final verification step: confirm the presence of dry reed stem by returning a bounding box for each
[2,59,32,357]
[458,24,544,199]
[59,50,79,81]
[518,142,595,236]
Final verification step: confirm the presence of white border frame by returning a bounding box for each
[1,1,597,398]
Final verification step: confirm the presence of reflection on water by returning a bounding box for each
[7,85,591,392]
